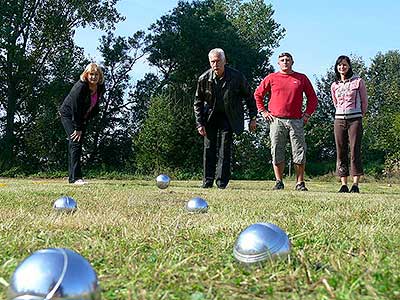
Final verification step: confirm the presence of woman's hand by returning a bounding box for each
[70,130,82,142]
[197,126,206,137]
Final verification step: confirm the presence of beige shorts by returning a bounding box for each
[269,117,306,165]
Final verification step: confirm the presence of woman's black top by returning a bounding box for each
[59,80,105,131]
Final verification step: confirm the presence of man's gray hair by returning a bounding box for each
[208,48,226,62]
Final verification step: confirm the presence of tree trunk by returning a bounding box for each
[1,54,18,170]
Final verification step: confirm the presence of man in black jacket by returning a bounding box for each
[194,48,257,189]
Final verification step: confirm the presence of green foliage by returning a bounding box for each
[1,0,397,179]
[139,0,285,179]
[307,70,336,163]
[130,73,161,133]
[134,94,176,174]
[364,50,400,171]
[133,93,202,176]
[232,127,274,180]
[215,0,285,82]
[146,0,284,88]
[0,0,122,171]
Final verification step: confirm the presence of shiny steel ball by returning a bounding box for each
[8,248,101,300]
[186,197,208,213]
[233,223,291,264]
[156,174,170,189]
[53,196,77,212]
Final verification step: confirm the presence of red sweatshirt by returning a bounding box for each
[254,72,318,118]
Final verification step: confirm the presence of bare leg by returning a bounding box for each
[294,163,305,183]
[338,176,350,192]
[349,175,360,193]
[273,162,285,181]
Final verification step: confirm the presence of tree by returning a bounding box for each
[81,31,148,172]
[146,0,284,90]
[133,92,202,176]
[129,73,161,134]
[215,0,285,82]
[364,50,400,175]
[232,128,273,180]
[0,0,122,171]
[136,0,284,177]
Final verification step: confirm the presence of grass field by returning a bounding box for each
[0,178,399,299]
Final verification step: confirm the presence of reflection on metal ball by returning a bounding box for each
[233,223,291,264]
[53,196,77,212]
[156,174,170,189]
[8,248,101,300]
[186,197,208,213]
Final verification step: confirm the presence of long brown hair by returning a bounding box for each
[334,55,354,80]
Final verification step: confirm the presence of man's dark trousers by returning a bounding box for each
[60,116,83,183]
[203,113,233,188]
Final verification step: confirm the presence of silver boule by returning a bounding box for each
[8,248,101,300]
[233,223,291,264]
[186,197,208,213]
[53,196,77,212]
[156,174,170,189]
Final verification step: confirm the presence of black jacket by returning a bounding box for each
[59,80,105,131]
[194,66,257,135]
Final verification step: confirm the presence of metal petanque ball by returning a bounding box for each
[8,248,101,300]
[186,197,208,213]
[156,174,170,189]
[53,196,77,212]
[233,223,291,264]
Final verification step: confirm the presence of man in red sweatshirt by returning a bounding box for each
[254,52,318,191]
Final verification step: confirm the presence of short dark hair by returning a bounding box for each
[334,55,354,80]
[278,52,293,60]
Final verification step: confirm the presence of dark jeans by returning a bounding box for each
[334,118,363,177]
[60,116,84,183]
[203,113,233,188]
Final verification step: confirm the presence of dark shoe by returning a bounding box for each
[349,185,359,193]
[272,180,284,190]
[201,180,213,189]
[338,185,349,193]
[295,181,308,191]
[216,180,227,189]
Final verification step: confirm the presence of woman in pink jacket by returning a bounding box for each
[331,55,368,193]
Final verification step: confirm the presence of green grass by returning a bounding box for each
[0,179,399,299]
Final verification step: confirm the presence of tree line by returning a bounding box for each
[0,0,399,180]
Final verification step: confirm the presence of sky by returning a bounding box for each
[75,0,400,84]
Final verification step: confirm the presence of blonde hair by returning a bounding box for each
[80,63,104,84]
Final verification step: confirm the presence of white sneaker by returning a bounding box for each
[73,179,87,185]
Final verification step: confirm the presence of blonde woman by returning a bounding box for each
[59,63,105,184]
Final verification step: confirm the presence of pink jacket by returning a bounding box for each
[331,76,368,119]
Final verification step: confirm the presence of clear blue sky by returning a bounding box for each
[75,0,400,83]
